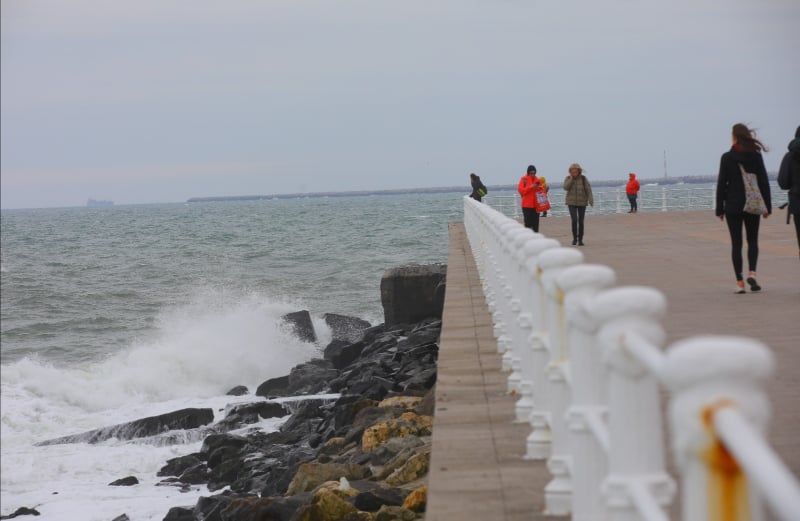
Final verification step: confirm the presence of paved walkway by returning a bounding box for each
[427,210,799,520]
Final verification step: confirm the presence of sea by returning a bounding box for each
[0,182,740,520]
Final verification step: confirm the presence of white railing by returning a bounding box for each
[483,185,716,218]
[462,196,800,521]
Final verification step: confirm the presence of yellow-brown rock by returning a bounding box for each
[361,413,433,452]
[401,485,427,512]
[374,505,418,521]
[293,488,358,521]
[314,480,359,498]
[378,396,422,410]
[287,462,368,495]
[385,451,430,486]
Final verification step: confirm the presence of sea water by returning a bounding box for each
[0,193,461,521]
[0,182,752,520]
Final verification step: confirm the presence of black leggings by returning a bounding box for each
[725,212,761,280]
[568,205,586,240]
[522,207,540,232]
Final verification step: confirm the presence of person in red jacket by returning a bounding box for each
[626,172,640,213]
[518,165,541,232]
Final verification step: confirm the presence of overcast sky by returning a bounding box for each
[1,1,798,209]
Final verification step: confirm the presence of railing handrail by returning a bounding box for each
[462,195,800,521]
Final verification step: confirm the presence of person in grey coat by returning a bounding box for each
[563,163,593,246]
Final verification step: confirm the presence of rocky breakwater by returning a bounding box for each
[157,263,446,521]
[7,263,445,521]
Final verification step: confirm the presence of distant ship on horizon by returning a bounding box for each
[87,198,114,207]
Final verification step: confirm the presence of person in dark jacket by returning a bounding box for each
[777,126,800,258]
[715,123,772,293]
[469,173,487,202]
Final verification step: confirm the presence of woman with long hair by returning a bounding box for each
[715,123,772,293]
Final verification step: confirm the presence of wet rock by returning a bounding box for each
[282,310,317,343]
[322,313,371,343]
[226,385,249,396]
[216,401,287,431]
[36,408,214,445]
[254,374,290,398]
[323,339,366,370]
[0,507,40,519]
[158,453,205,477]
[109,476,138,486]
[111,515,130,521]
[178,463,210,485]
[255,360,337,399]
[162,506,194,521]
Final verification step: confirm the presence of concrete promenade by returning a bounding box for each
[426,210,799,520]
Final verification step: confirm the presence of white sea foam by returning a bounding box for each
[0,290,328,520]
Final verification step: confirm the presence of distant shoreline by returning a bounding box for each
[186,174,722,203]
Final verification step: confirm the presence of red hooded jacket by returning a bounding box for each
[518,174,541,208]
[626,174,640,195]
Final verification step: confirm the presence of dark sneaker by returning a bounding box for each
[746,277,761,292]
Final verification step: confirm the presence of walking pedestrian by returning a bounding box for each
[518,165,541,232]
[777,125,800,259]
[715,122,772,293]
[469,173,488,202]
[626,172,640,213]
[563,163,593,246]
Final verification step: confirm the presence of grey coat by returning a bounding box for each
[563,175,594,207]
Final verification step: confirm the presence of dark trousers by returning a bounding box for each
[627,193,638,212]
[522,207,540,232]
[725,212,761,280]
[568,205,586,240]
[793,213,800,251]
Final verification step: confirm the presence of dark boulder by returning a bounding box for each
[178,463,210,485]
[36,408,214,445]
[380,264,446,327]
[162,506,194,521]
[216,401,287,432]
[158,453,205,477]
[226,385,249,396]
[255,359,337,399]
[281,310,317,343]
[323,339,367,370]
[353,486,406,512]
[322,313,371,343]
[109,476,138,486]
[255,375,290,398]
[0,507,40,519]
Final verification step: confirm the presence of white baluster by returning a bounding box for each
[661,336,774,521]
[558,264,616,521]
[588,286,676,521]
[518,238,561,459]
[537,247,585,515]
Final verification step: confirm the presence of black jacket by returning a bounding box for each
[715,146,772,216]
[470,178,487,201]
[777,137,800,215]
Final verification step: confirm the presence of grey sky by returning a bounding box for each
[1,0,798,209]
